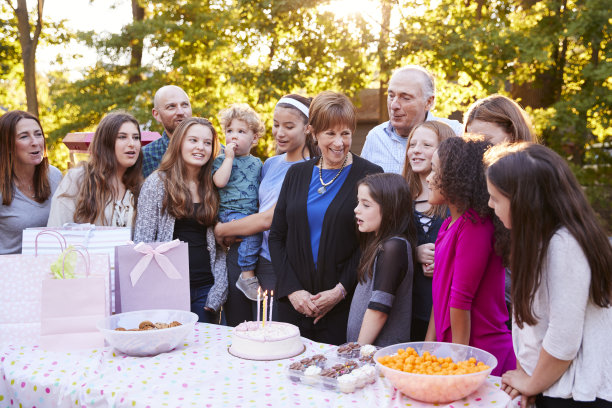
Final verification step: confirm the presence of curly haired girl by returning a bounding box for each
[424,135,515,376]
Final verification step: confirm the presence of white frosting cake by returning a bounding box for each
[229,321,304,360]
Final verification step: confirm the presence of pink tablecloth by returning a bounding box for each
[0,323,510,407]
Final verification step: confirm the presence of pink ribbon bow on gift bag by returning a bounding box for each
[129,239,183,286]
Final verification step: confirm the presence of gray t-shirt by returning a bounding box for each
[0,165,62,254]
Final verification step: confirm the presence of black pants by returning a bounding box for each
[276,296,349,346]
[222,247,278,326]
[536,395,612,408]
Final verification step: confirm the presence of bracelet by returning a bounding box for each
[336,284,346,299]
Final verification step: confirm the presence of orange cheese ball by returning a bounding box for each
[378,347,489,375]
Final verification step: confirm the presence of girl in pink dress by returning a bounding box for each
[424,136,515,376]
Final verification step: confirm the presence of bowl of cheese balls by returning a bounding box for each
[374,342,497,403]
[97,309,198,356]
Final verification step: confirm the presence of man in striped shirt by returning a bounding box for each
[361,66,462,174]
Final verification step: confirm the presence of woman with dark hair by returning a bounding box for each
[269,91,383,345]
[485,143,612,407]
[214,94,319,326]
[401,120,454,341]
[134,117,227,323]
[464,94,536,145]
[424,135,515,376]
[0,110,62,254]
[48,111,143,229]
[347,173,417,346]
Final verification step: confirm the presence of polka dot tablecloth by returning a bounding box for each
[0,323,511,407]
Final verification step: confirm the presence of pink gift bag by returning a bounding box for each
[114,240,190,313]
[0,231,109,346]
[40,247,107,351]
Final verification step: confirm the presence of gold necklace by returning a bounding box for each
[317,154,348,194]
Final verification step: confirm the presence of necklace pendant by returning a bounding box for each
[317,186,326,194]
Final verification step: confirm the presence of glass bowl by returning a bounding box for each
[374,342,497,403]
[96,309,197,357]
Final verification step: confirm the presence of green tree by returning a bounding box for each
[49,0,374,157]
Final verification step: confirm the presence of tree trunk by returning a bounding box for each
[128,0,145,84]
[13,0,44,116]
[377,0,392,123]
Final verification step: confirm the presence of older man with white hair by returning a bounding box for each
[361,66,462,173]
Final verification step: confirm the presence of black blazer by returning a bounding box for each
[269,154,383,300]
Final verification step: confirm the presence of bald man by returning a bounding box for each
[141,85,193,178]
[361,66,462,174]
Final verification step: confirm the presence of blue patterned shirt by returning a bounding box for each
[360,112,463,174]
[142,131,170,178]
[212,154,262,214]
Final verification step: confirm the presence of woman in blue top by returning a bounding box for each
[214,94,319,326]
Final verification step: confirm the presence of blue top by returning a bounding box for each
[141,131,169,178]
[212,154,262,214]
[306,164,352,265]
[258,154,307,261]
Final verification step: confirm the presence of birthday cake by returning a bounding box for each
[229,321,304,360]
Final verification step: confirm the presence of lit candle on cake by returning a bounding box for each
[262,290,268,328]
[257,287,261,323]
[269,290,274,322]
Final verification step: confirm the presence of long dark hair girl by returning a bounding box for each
[484,143,612,328]
[0,110,51,205]
[158,117,219,226]
[356,173,417,283]
[72,112,143,223]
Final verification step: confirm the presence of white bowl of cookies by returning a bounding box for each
[97,309,198,356]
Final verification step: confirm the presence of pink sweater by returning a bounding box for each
[433,209,515,376]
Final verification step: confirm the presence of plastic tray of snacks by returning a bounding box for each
[285,343,380,393]
[328,342,380,365]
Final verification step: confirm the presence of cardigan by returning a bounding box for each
[47,166,135,228]
[133,171,228,312]
[513,228,612,401]
[269,154,383,300]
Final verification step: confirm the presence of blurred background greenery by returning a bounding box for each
[1,0,610,230]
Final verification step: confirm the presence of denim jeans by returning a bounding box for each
[190,284,221,324]
[219,210,262,271]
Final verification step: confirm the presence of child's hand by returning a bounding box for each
[225,142,237,159]
[417,243,435,264]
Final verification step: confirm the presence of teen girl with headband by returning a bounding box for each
[401,120,454,340]
[347,173,417,346]
[486,143,612,407]
[214,94,319,326]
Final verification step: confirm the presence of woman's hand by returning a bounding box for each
[288,290,320,317]
[502,367,535,407]
[214,222,241,248]
[423,262,434,277]
[312,285,344,324]
[417,243,435,264]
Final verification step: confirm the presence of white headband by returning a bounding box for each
[276,97,309,118]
